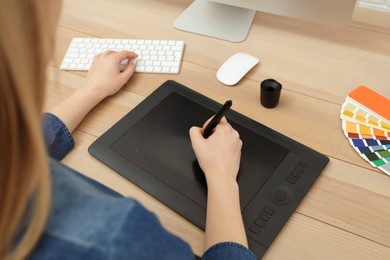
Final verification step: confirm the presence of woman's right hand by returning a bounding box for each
[190,117,249,250]
[189,117,242,187]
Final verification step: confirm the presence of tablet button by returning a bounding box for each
[255,218,265,228]
[290,171,301,179]
[274,191,287,201]
[294,166,304,173]
[298,161,308,168]
[263,207,274,216]
[259,213,270,222]
[270,185,293,206]
[287,176,297,184]
[250,224,261,234]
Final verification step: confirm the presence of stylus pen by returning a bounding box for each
[203,100,232,138]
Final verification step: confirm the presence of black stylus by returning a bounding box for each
[203,100,232,138]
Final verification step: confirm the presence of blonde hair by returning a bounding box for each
[0,0,52,258]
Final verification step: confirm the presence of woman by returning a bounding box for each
[0,0,256,259]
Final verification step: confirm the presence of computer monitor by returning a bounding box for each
[173,0,357,42]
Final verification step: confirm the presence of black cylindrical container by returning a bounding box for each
[260,79,282,108]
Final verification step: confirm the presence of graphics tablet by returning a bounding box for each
[89,80,329,258]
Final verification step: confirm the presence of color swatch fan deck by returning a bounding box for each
[340,86,390,176]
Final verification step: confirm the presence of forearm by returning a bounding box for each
[204,180,248,251]
[48,88,104,133]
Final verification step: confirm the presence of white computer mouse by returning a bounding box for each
[217,52,259,86]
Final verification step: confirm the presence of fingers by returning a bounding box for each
[115,50,139,61]
[201,116,228,128]
[111,51,138,77]
[93,50,138,79]
[219,116,228,124]
[95,50,115,58]
[95,50,138,63]
[97,50,137,58]
[200,116,230,137]
[214,120,234,136]
[120,58,136,79]
[213,118,241,142]
[189,126,203,141]
[202,117,213,129]
[202,116,229,129]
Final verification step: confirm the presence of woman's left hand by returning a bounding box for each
[84,50,138,99]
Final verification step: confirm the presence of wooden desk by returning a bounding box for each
[47,0,390,258]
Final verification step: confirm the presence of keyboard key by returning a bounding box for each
[170,67,179,74]
[65,53,79,58]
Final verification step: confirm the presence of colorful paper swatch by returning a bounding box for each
[340,100,390,131]
[340,86,390,176]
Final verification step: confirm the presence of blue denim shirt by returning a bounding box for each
[29,113,256,259]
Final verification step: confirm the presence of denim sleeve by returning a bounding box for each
[42,113,74,160]
[109,200,194,260]
[202,242,257,260]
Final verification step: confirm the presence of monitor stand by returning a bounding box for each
[173,0,255,42]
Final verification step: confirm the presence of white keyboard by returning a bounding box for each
[60,38,185,74]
